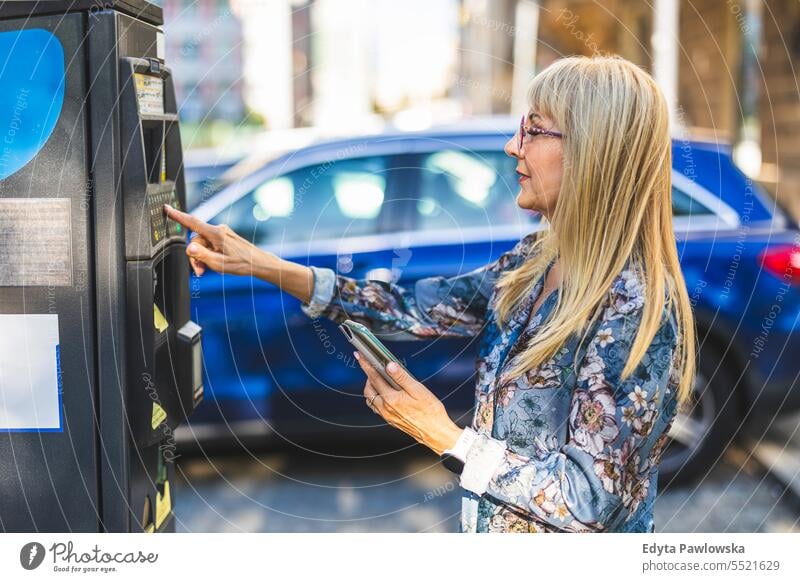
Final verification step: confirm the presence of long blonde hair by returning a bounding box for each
[494,55,696,405]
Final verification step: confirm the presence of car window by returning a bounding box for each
[413,150,525,230]
[672,186,713,217]
[211,156,389,245]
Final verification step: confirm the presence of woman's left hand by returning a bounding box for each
[355,352,463,456]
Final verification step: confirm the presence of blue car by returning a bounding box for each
[182,149,244,210]
[179,119,800,485]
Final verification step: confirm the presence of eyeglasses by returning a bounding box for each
[519,114,563,150]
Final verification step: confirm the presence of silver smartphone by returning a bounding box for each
[338,319,416,390]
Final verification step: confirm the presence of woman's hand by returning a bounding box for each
[355,352,463,455]
[163,204,276,278]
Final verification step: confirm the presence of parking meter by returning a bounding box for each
[0,0,203,532]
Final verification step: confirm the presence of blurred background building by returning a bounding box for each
[153,0,800,218]
[162,0,245,122]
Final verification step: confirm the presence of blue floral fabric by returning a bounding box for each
[301,232,680,533]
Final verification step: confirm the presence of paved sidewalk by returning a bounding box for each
[745,412,800,505]
[172,443,799,533]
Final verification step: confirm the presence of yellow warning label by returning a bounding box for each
[151,402,167,430]
[142,496,154,533]
[155,480,171,529]
[153,304,169,333]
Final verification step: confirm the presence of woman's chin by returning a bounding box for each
[515,191,537,212]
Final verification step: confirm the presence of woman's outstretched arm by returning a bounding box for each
[299,233,537,340]
[163,203,537,340]
[163,203,317,302]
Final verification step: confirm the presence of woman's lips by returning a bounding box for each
[517,170,530,184]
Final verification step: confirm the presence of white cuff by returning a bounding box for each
[458,429,508,496]
[444,427,477,462]
[300,266,336,319]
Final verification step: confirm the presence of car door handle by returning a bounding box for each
[364,267,394,284]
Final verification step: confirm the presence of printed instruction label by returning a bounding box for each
[134,73,164,116]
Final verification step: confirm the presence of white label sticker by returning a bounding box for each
[0,198,72,287]
[0,314,62,431]
[134,73,164,116]
[156,32,165,60]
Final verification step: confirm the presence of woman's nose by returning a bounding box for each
[504,135,521,158]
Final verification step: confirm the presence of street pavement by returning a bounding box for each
[172,434,800,533]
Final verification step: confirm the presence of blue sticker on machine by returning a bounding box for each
[55,343,64,432]
[0,28,65,181]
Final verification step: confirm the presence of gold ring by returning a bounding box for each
[368,393,379,407]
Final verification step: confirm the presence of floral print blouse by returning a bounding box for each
[300,231,681,533]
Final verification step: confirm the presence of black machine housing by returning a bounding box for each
[0,0,203,533]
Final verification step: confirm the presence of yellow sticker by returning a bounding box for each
[142,496,154,533]
[153,304,169,333]
[151,402,167,430]
[155,480,171,529]
[160,140,167,183]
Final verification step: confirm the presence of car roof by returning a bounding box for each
[194,117,781,226]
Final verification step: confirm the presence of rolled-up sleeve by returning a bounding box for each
[458,301,680,531]
[299,233,538,340]
[300,265,337,319]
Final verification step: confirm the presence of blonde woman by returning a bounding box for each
[165,55,696,533]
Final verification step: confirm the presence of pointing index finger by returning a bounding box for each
[163,204,213,237]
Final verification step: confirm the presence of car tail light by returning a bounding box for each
[759,245,800,285]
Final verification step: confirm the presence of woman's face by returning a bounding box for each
[504,110,564,221]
